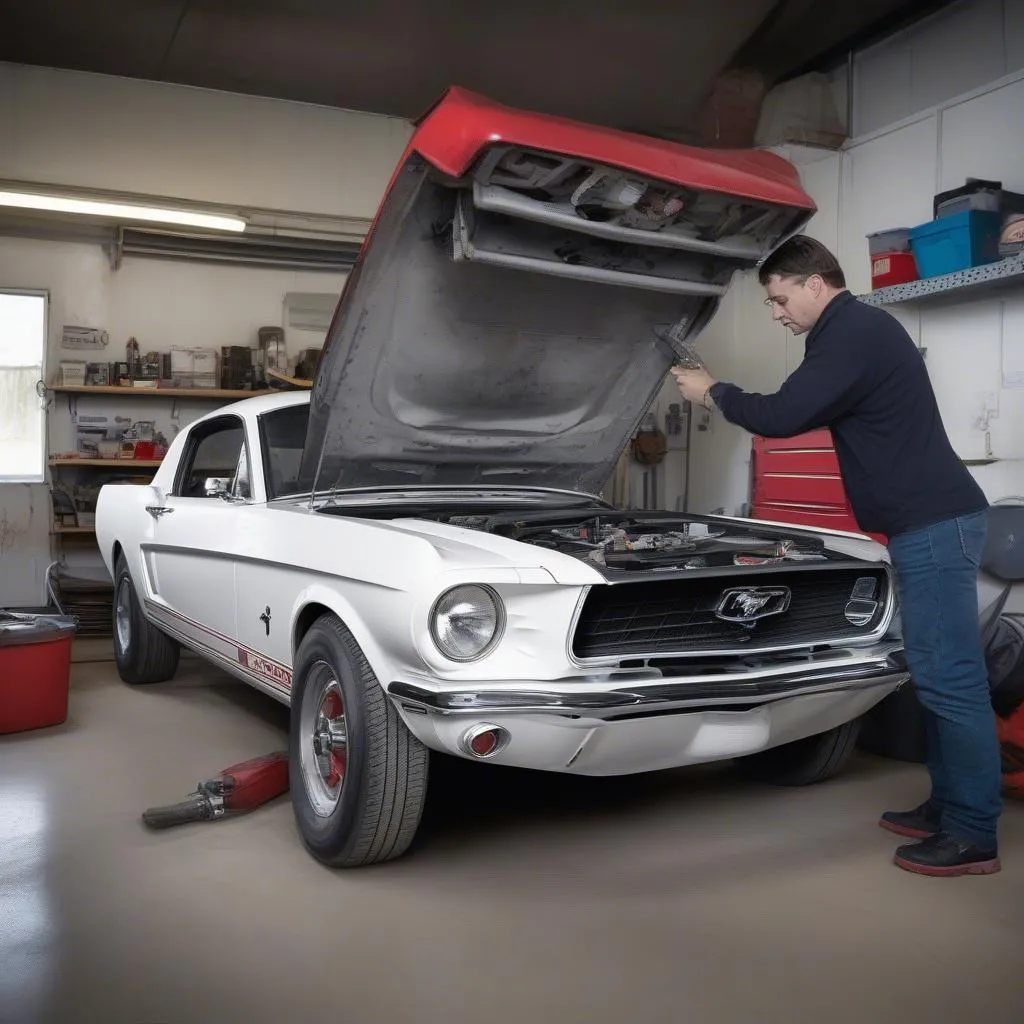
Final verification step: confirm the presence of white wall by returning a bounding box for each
[687,0,1024,519]
[0,63,412,218]
[853,0,1024,138]
[0,63,409,607]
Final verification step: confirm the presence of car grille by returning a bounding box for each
[571,567,889,660]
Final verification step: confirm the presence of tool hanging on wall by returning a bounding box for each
[141,750,289,829]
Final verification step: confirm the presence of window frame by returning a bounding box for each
[172,413,252,502]
[0,288,48,485]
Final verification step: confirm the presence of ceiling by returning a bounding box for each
[0,0,950,137]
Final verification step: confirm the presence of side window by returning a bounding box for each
[259,403,311,499]
[177,419,248,499]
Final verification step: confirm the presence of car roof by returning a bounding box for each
[215,389,311,419]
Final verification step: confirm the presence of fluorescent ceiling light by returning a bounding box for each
[0,190,246,232]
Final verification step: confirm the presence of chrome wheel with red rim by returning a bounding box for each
[289,613,429,867]
[299,665,348,816]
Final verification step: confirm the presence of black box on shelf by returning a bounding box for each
[934,178,1024,220]
[221,346,254,390]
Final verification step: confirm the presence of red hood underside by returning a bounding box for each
[409,86,816,213]
[301,87,815,497]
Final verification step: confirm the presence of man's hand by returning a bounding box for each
[670,366,716,407]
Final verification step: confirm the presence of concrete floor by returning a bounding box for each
[2,648,1023,1024]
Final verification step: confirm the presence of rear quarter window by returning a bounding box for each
[259,403,312,498]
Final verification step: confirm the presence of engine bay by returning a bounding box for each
[418,507,835,572]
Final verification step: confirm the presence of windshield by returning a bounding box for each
[259,403,312,498]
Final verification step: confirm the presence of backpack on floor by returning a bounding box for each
[997,708,1024,799]
[984,613,1024,718]
[984,612,1024,799]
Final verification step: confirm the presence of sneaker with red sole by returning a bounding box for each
[879,800,941,839]
[894,833,1001,876]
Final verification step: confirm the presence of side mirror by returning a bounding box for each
[203,476,246,503]
[203,476,232,498]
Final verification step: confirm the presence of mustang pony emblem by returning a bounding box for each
[715,587,791,625]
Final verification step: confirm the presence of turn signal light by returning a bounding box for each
[460,724,510,759]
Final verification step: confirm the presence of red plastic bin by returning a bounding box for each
[0,612,77,734]
[871,251,918,289]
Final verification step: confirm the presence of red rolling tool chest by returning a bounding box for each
[750,430,887,545]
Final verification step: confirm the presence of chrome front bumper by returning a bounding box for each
[387,646,908,722]
[386,647,907,776]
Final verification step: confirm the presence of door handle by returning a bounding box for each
[145,505,175,519]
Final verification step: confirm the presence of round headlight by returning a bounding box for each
[429,585,504,662]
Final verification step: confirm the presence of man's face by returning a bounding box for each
[762,274,824,335]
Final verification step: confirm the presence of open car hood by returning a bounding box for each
[302,87,814,496]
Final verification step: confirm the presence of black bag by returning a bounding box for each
[985,613,1024,718]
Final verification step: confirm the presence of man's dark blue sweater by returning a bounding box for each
[708,290,988,538]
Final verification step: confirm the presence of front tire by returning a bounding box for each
[289,614,429,867]
[736,718,862,786]
[113,553,180,685]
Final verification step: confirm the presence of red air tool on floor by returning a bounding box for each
[142,751,289,829]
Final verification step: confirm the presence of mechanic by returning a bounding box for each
[671,234,1003,877]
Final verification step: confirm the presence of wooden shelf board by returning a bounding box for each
[49,384,275,399]
[50,458,163,468]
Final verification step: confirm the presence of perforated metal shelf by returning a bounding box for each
[859,252,1024,307]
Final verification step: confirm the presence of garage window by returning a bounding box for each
[0,291,47,484]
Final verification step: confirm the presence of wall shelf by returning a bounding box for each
[47,384,260,558]
[860,253,1024,308]
[48,384,275,399]
[49,458,163,468]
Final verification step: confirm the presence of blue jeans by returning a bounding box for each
[887,510,1003,847]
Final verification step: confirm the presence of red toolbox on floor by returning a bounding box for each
[0,612,77,734]
[750,430,887,545]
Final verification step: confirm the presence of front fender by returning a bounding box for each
[289,581,405,688]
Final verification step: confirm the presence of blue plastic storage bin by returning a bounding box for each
[909,210,1002,278]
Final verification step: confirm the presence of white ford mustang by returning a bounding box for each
[96,88,907,867]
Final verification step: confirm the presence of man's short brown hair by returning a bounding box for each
[758,235,846,290]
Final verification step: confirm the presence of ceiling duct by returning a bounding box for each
[111,226,362,272]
